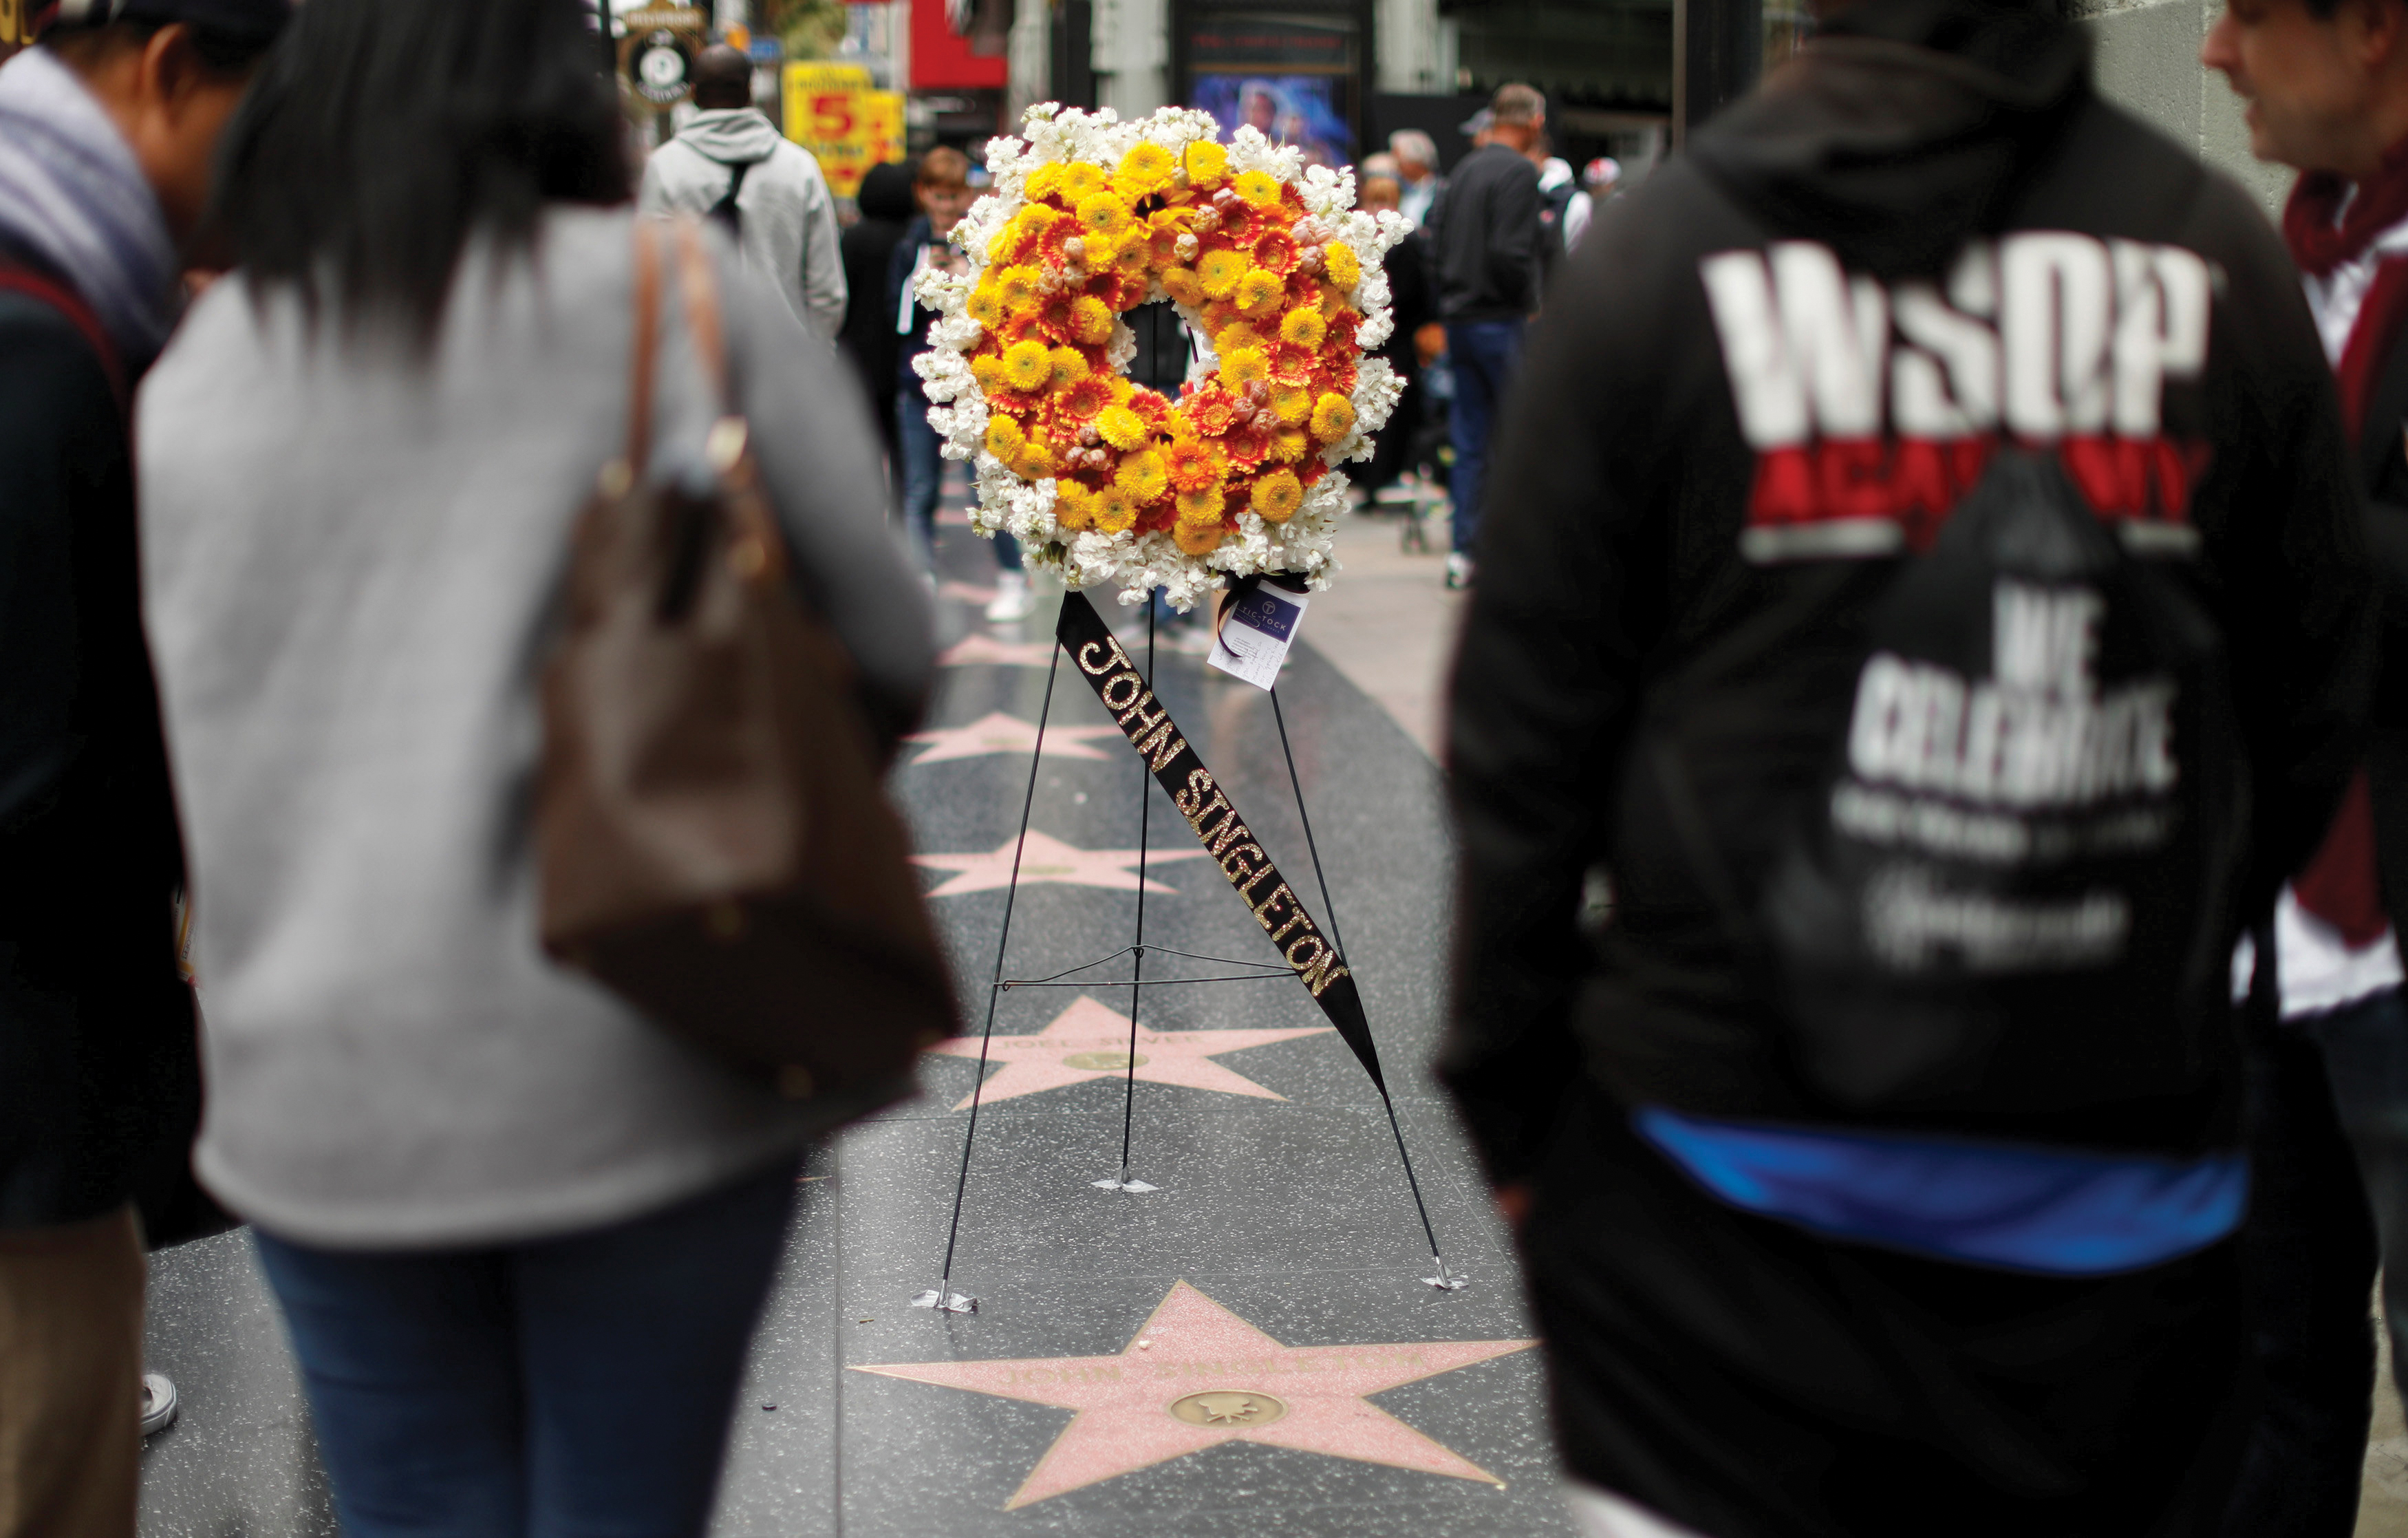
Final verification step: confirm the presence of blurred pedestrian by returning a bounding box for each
[1389,129,1443,228]
[1528,130,1577,287]
[841,159,918,479]
[0,1,285,1532]
[891,145,1031,620]
[639,42,845,342]
[1424,82,1546,588]
[1355,171,1432,503]
[137,2,933,1534]
[1444,0,2377,1533]
[1563,157,1617,253]
[2202,1,2408,1532]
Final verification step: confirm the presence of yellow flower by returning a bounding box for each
[1269,383,1311,424]
[1068,295,1112,345]
[1278,307,1327,349]
[1213,320,1262,354]
[1271,426,1311,462]
[1048,346,1090,387]
[985,414,1025,458]
[996,265,1041,308]
[1174,515,1226,555]
[1077,232,1121,270]
[1174,484,1224,520]
[1115,449,1169,502]
[1196,249,1247,299]
[966,286,1004,327]
[1161,267,1205,306]
[1001,340,1054,392]
[1054,482,1097,531]
[1232,169,1282,209]
[1117,141,1176,196]
[970,354,1007,394]
[1096,403,1149,451]
[1093,486,1139,533]
[1112,239,1151,277]
[1309,392,1355,441]
[1182,139,1229,186]
[1221,347,1269,389]
[1323,241,1362,288]
[1024,164,1066,204]
[1232,268,1284,317]
[1061,163,1108,202]
[1076,193,1132,239]
[1251,468,1304,522]
[1011,437,1055,478]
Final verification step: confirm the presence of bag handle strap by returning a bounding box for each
[623,221,665,477]
[668,220,730,412]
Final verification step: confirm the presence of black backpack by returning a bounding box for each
[1670,450,2245,1128]
[709,159,752,240]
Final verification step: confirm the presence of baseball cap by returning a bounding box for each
[41,0,293,42]
[1458,107,1492,138]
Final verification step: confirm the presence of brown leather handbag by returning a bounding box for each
[536,221,954,1104]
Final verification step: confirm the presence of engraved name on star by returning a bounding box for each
[852,1280,1534,1508]
[927,995,1331,1109]
[903,711,1124,767]
[910,830,1209,897]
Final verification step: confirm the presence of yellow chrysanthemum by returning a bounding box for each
[1174,515,1227,555]
[1048,346,1090,387]
[1112,239,1151,277]
[1093,487,1139,533]
[996,265,1041,308]
[1309,392,1356,441]
[1070,295,1112,345]
[1024,164,1067,203]
[1174,484,1225,520]
[1278,307,1327,349]
[1116,141,1176,196]
[1115,449,1169,502]
[1075,232,1120,270]
[1011,438,1055,478]
[1207,321,1255,354]
[1054,482,1097,532]
[1161,267,1205,306]
[1322,241,1362,289]
[1061,163,1108,202]
[1251,468,1304,522]
[1001,340,1054,392]
[1232,268,1284,317]
[1269,383,1311,424]
[1232,169,1282,209]
[1182,139,1229,186]
[970,354,1007,394]
[1075,193,1133,239]
[1221,347,1269,389]
[1196,249,1247,299]
[966,286,1004,327]
[1271,427,1311,462]
[984,414,1025,458]
[1096,404,1149,451]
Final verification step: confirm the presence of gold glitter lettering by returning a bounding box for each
[1100,671,1143,712]
[1078,636,1132,676]
[1252,884,1296,932]
[1138,726,1186,771]
[1174,769,1217,817]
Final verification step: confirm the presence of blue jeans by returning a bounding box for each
[253,1157,801,1538]
[896,385,1019,575]
[1444,319,1525,558]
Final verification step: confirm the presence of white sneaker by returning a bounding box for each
[984,570,1034,622]
[1445,552,1474,590]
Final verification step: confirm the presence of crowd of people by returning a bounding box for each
[8,0,2408,1535]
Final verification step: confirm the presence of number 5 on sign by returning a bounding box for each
[780,62,903,200]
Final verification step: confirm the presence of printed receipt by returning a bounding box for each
[1207,580,1309,690]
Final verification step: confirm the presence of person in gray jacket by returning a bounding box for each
[136,1,931,1532]
[639,43,845,342]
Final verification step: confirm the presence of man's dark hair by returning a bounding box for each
[209,0,630,345]
[691,43,753,110]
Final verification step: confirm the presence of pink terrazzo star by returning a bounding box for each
[903,711,1123,767]
[854,1280,1534,1508]
[927,995,1331,1109]
[910,830,1208,897]
[937,633,1059,667]
[939,578,998,604]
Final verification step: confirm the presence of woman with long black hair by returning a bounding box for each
[135,1,933,1532]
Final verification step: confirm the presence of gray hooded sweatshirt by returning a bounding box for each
[641,108,846,342]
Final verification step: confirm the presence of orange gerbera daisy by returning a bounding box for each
[1056,374,1115,421]
[1269,342,1316,386]
[1128,387,1173,429]
[1185,388,1236,436]
[1253,230,1300,277]
[1223,422,1273,472]
[1164,438,1226,494]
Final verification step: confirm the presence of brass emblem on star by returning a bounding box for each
[1170,1391,1287,1428]
[1061,1050,1146,1071]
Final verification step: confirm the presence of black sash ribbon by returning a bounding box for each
[1053,591,1386,1093]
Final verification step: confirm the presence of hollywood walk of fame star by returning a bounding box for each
[938,578,997,604]
[926,995,1331,1110]
[853,1281,1534,1508]
[903,711,1124,767]
[910,830,1208,898]
[936,632,1059,668]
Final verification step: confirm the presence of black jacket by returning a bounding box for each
[1441,0,2375,1182]
[1426,143,1542,324]
[841,162,916,449]
[0,264,198,1231]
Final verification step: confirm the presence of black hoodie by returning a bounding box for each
[1441,0,2376,1181]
